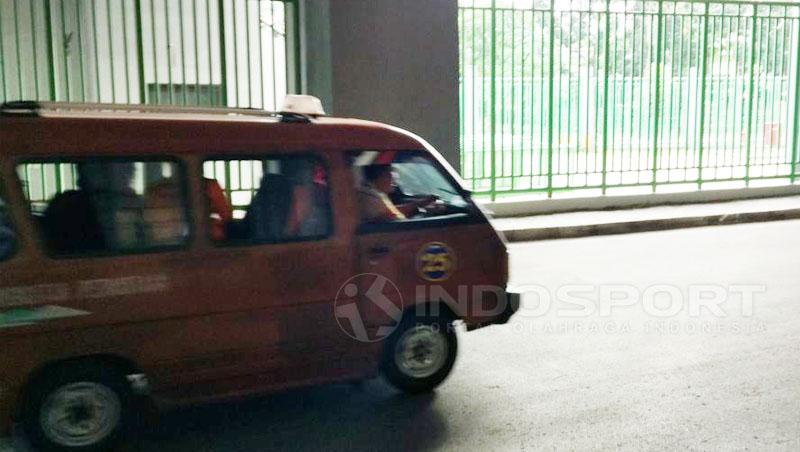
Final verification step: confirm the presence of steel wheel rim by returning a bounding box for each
[394,325,448,379]
[40,382,121,447]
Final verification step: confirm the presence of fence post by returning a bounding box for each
[57,0,70,101]
[546,0,555,198]
[0,8,5,101]
[651,1,664,192]
[790,13,800,184]
[90,1,102,101]
[289,0,303,97]
[134,0,146,103]
[600,0,610,194]
[744,7,758,186]
[29,1,40,99]
[218,0,228,106]
[696,1,710,189]
[121,0,132,103]
[45,0,57,100]
[13,0,23,98]
[490,0,497,201]
[76,0,86,101]
[106,0,117,103]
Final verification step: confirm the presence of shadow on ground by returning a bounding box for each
[123,379,448,452]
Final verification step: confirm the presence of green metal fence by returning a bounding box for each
[0,0,299,108]
[459,0,800,199]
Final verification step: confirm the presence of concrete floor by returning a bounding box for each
[4,220,799,451]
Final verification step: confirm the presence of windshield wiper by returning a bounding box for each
[435,186,462,197]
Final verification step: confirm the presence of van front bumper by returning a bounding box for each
[466,290,520,331]
[494,290,520,324]
[0,396,12,437]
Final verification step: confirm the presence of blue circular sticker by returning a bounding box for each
[417,242,455,282]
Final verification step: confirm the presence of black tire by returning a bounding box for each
[381,314,458,394]
[21,362,135,452]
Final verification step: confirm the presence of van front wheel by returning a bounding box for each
[381,315,457,394]
[22,363,134,452]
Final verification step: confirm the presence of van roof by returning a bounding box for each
[0,101,430,156]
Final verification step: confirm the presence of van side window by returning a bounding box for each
[0,192,16,261]
[203,156,331,243]
[17,160,190,256]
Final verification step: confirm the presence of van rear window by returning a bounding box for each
[17,160,190,256]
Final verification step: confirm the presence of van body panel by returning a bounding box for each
[0,117,426,158]
[357,221,508,326]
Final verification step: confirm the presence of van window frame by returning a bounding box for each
[0,174,19,262]
[201,152,335,246]
[351,149,485,235]
[14,155,195,259]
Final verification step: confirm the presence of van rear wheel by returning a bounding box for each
[22,363,134,452]
[381,315,457,394]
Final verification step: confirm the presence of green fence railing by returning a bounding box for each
[0,0,299,109]
[459,0,800,199]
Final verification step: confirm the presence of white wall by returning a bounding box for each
[0,0,289,108]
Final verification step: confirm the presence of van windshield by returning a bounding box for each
[351,150,473,224]
[391,156,469,210]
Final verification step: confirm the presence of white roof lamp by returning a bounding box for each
[279,94,326,117]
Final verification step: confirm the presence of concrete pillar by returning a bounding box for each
[300,0,334,112]
[302,0,460,170]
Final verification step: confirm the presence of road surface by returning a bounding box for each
[4,220,799,451]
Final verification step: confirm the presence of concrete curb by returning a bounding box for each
[484,185,800,218]
[499,208,800,242]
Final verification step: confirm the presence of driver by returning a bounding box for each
[358,164,437,223]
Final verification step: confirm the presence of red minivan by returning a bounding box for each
[0,98,518,451]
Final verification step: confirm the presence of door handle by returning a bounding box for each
[369,245,391,256]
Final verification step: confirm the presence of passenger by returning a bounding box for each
[285,163,329,237]
[204,178,233,241]
[246,172,294,242]
[0,203,15,260]
[357,164,437,223]
[144,179,187,246]
[42,183,105,254]
[82,163,144,249]
[43,163,144,253]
